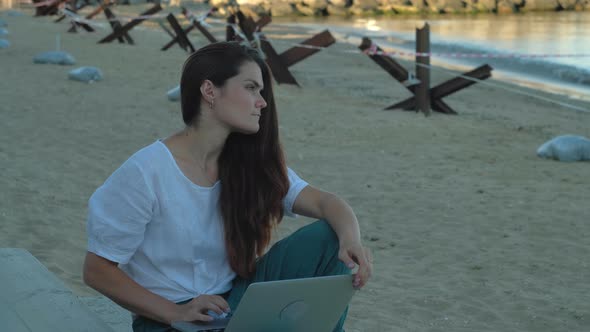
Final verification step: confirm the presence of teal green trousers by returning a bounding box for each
[133,220,351,332]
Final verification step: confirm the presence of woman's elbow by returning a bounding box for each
[82,252,114,289]
[83,253,98,287]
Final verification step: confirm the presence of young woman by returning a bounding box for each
[83,41,373,332]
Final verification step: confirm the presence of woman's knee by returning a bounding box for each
[294,219,339,249]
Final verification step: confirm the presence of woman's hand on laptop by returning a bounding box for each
[175,294,231,322]
[338,241,373,289]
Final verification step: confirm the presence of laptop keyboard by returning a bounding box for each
[171,311,232,332]
[202,312,232,331]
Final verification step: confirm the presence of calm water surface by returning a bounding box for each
[274,12,590,101]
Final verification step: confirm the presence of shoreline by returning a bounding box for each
[269,13,590,105]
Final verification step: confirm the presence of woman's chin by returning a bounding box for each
[234,125,260,135]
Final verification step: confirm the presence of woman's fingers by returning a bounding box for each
[193,313,215,322]
[181,304,215,322]
[200,297,226,315]
[209,295,231,313]
[185,295,227,321]
[353,247,373,289]
[338,243,374,289]
[206,304,224,316]
[338,250,357,269]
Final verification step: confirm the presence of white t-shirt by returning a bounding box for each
[87,140,308,303]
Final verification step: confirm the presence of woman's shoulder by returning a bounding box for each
[129,140,167,163]
[120,140,170,175]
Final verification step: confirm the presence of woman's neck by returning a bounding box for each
[177,125,227,167]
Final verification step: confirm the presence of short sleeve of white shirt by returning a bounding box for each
[87,158,155,264]
[283,167,308,217]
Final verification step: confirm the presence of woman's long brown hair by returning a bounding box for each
[180,42,289,278]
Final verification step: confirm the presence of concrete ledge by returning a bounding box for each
[0,248,115,332]
[78,296,132,332]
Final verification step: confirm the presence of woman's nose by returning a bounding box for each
[257,97,267,109]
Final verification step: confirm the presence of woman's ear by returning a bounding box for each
[199,80,216,103]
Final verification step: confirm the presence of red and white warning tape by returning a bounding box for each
[364,48,590,59]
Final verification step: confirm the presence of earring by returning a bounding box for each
[209,99,214,110]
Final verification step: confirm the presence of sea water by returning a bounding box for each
[274,12,590,102]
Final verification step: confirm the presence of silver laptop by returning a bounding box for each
[172,274,356,332]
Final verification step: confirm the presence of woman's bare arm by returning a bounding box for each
[83,252,181,324]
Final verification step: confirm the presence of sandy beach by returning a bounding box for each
[1,4,589,331]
